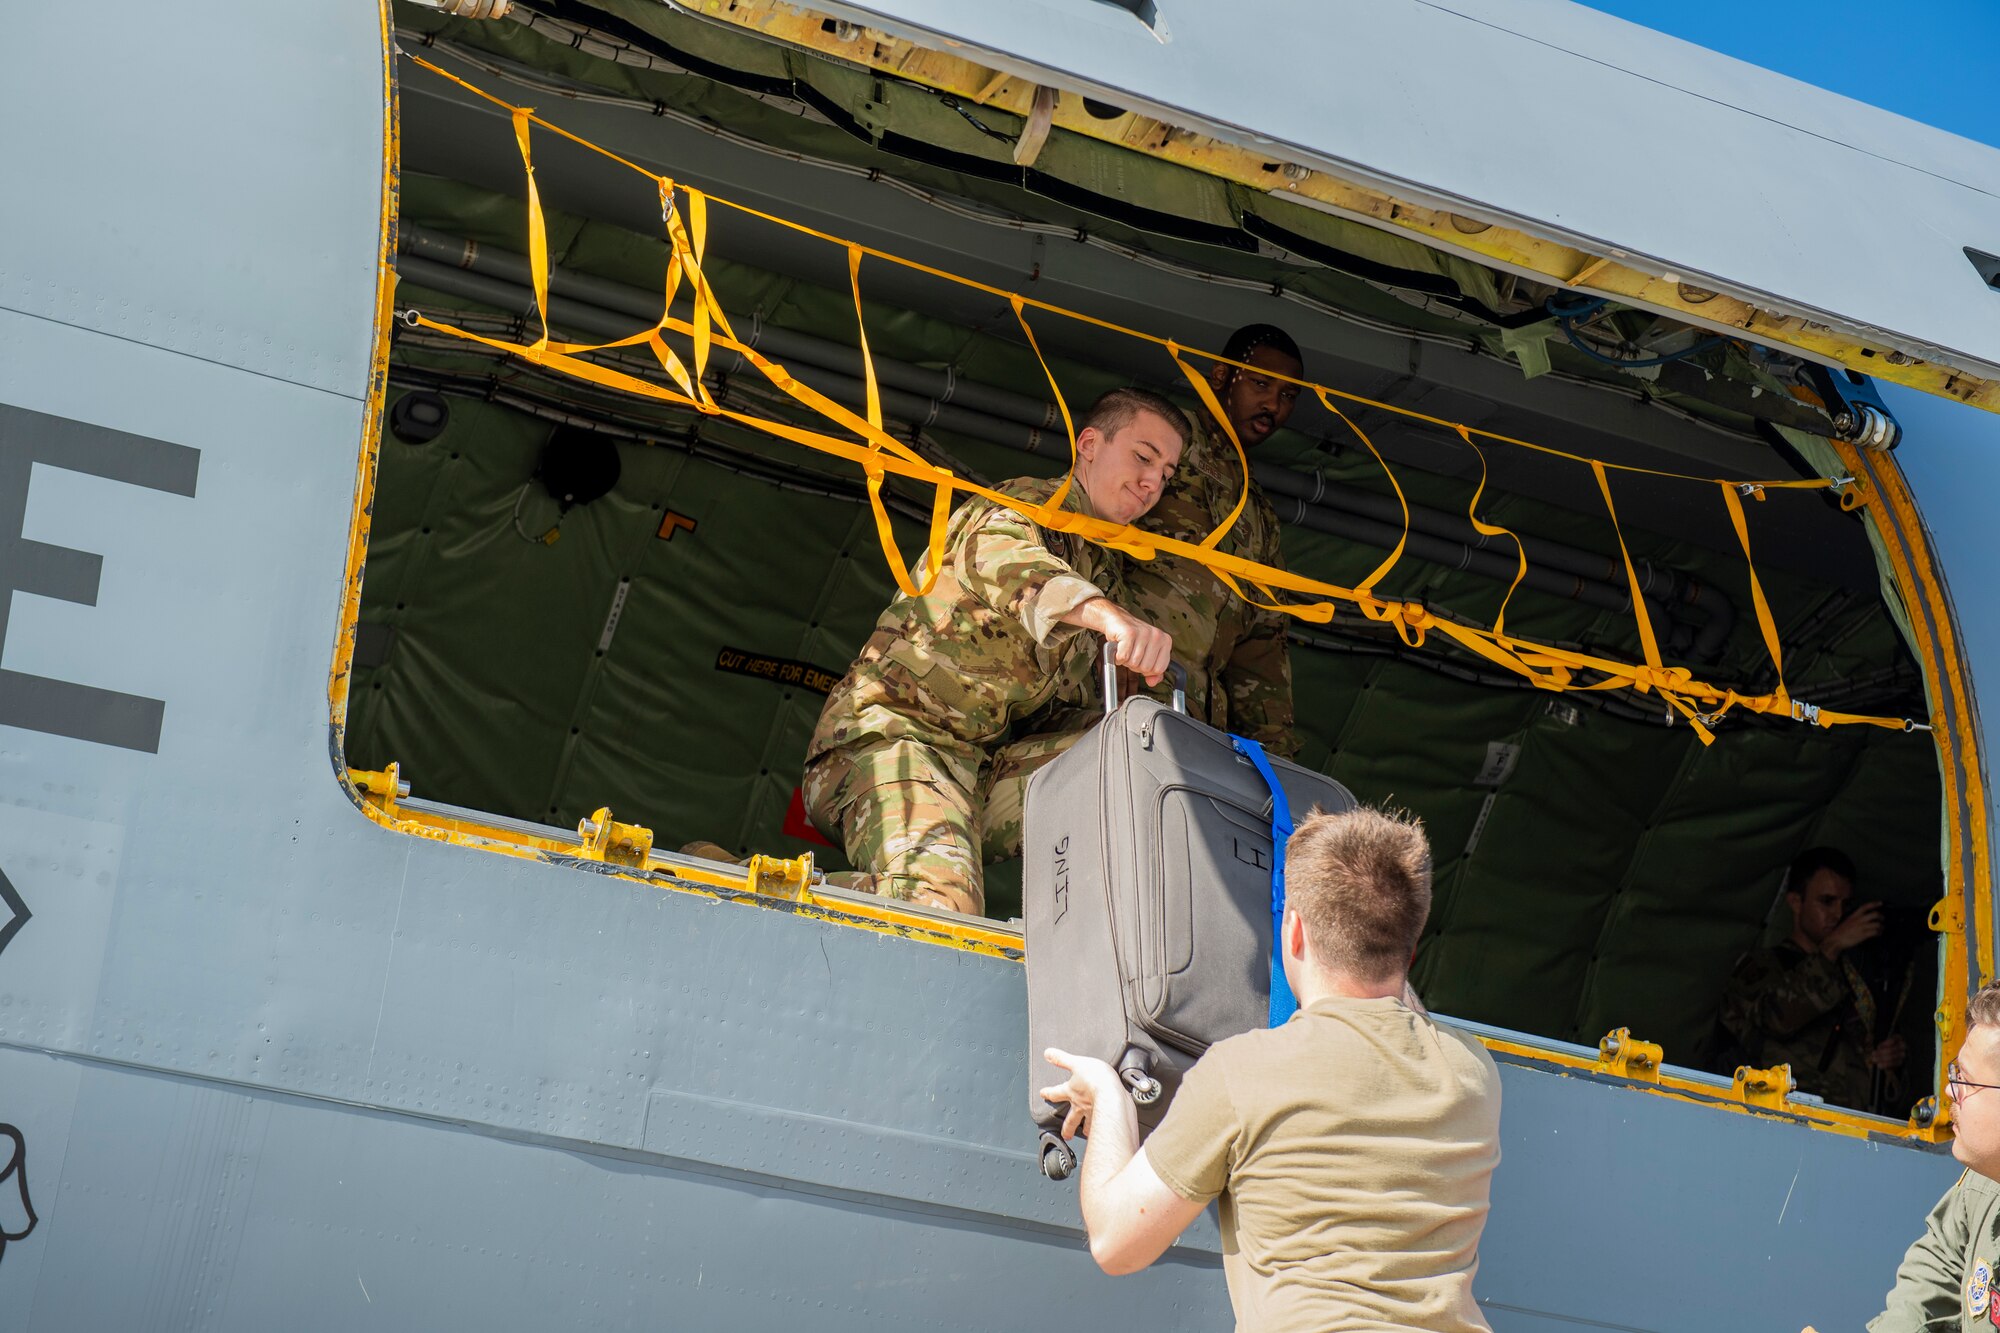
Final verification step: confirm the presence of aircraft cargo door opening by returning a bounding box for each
[336,1,1964,1131]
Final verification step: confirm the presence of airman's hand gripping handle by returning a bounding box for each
[1101,639,1187,717]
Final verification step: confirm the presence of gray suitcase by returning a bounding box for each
[1022,648,1356,1179]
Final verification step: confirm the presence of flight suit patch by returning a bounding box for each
[1969,1258,1991,1317]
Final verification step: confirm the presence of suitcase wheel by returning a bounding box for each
[1116,1048,1162,1105]
[1039,1131,1077,1181]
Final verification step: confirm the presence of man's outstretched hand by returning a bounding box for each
[1040,1047,1204,1276]
[1039,1048,1123,1141]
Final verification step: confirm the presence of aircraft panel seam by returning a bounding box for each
[0,303,367,407]
[1408,0,2000,205]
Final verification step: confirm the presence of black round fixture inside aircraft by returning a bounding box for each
[535,425,622,511]
[388,390,450,445]
[1081,97,1126,120]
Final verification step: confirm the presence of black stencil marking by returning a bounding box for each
[0,869,25,963]
[0,1125,34,1266]
[0,403,201,753]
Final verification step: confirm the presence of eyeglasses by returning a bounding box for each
[1947,1061,2000,1102]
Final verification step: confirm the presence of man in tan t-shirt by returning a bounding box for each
[1040,806,1503,1332]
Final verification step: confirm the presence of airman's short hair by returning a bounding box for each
[1786,845,1856,896]
[1969,981,2000,1032]
[1284,805,1432,982]
[1221,322,1303,369]
[1079,387,1190,448]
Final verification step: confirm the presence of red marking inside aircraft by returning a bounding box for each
[782,787,834,848]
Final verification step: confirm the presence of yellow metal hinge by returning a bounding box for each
[745,852,815,902]
[350,762,409,816]
[1595,1028,1663,1082]
[577,807,655,867]
[1930,894,1966,937]
[1733,1063,1795,1110]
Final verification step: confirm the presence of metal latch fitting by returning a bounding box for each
[1801,363,1901,451]
[1596,1028,1663,1082]
[350,762,409,816]
[577,807,655,867]
[745,852,815,901]
[1732,1063,1794,1110]
[1929,898,1970,1057]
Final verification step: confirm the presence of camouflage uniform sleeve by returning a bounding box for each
[1868,1174,1975,1333]
[956,501,1105,645]
[1719,948,1849,1047]
[1222,609,1295,755]
[1221,493,1296,755]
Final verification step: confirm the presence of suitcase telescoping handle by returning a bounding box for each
[1100,639,1187,717]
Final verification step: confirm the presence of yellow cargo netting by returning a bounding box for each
[401,53,1925,745]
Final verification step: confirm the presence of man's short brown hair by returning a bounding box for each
[1079,386,1190,447]
[1285,806,1432,982]
[1970,981,2000,1031]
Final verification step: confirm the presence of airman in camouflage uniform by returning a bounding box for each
[969,326,1311,861]
[1125,324,1305,756]
[1719,939,1879,1109]
[804,390,1185,916]
[1717,846,1907,1113]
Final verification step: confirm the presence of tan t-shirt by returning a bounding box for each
[1144,995,1502,1333]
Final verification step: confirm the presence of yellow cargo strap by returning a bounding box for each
[1167,346,1251,551]
[1454,425,1527,640]
[1719,480,1787,717]
[512,106,550,352]
[399,54,1927,743]
[1010,297,1079,533]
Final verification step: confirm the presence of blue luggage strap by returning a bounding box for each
[1230,735,1298,1026]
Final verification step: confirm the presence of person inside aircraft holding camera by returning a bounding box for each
[1718,846,1911,1113]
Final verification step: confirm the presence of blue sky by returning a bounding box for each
[1572,1,1998,149]
[1565,4,2000,564]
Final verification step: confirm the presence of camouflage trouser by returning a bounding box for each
[975,723,1094,863]
[802,725,1099,917]
[802,738,985,915]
